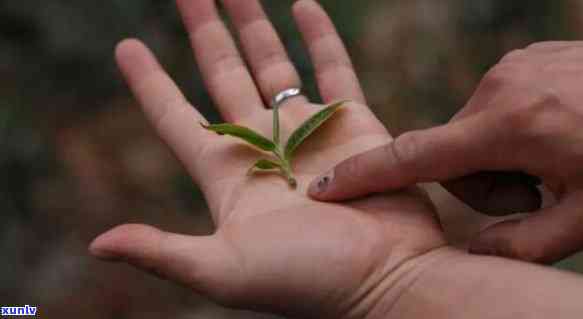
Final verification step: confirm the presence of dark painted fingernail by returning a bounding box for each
[309,169,334,196]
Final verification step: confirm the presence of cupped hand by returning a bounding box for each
[310,41,583,264]
[90,1,446,318]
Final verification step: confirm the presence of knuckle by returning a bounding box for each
[217,53,245,71]
[561,45,583,55]
[500,49,525,63]
[317,56,354,77]
[482,65,518,89]
[542,60,566,73]
[504,90,562,138]
[391,131,422,169]
[542,60,580,73]
[526,42,550,50]
[536,90,562,110]
[153,96,189,130]
[503,108,535,137]
[256,49,292,74]
[341,152,366,181]
[527,41,562,50]
[527,41,583,51]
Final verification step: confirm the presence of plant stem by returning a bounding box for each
[273,103,298,187]
[281,162,297,188]
[274,149,296,188]
[273,103,280,146]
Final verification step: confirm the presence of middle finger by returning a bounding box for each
[177,0,264,121]
[221,0,305,108]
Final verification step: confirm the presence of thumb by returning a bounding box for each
[469,192,583,264]
[309,113,507,200]
[89,224,242,303]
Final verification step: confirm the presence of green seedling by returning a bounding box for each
[202,100,347,188]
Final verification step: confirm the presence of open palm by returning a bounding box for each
[91,1,446,317]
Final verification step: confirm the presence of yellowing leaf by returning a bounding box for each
[284,100,346,161]
[202,123,276,152]
[250,159,282,171]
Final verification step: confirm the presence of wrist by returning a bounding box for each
[357,246,467,319]
[361,245,583,319]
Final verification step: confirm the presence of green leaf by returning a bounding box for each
[284,100,347,160]
[250,159,282,171]
[202,123,276,152]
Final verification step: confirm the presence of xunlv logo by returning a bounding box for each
[1,306,37,316]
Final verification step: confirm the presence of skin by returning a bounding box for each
[310,41,583,264]
[90,0,446,318]
[90,1,583,318]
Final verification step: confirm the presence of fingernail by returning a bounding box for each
[89,240,121,260]
[309,169,334,196]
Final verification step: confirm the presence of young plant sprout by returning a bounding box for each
[202,100,347,188]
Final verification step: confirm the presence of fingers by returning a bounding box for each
[469,192,583,264]
[293,0,367,105]
[309,113,509,200]
[177,0,263,121]
[177,0,366,117]
[90,224,241,302]
[221,0,305,107]
[115,39,210,179]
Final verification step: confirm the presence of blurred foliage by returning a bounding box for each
[1,0,583,318]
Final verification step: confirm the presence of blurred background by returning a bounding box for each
[1,0,583,317]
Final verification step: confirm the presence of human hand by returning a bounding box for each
[309,41,583,264]
[89,1,447,318]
